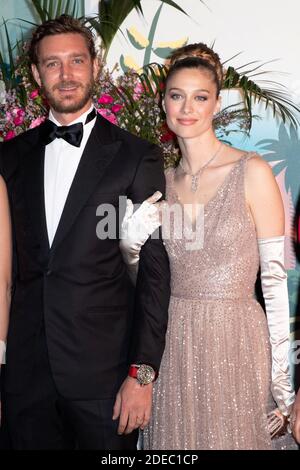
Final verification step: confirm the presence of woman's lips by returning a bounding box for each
[177,119,198,126]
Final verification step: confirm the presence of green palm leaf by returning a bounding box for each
[0,20,18,90]
[223,64,300,128]
[87,0,205,58]
[31,0,84,21]
[138,63,167,96]
[31,0,47,22]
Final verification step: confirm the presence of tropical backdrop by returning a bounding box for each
[0,0,299,380]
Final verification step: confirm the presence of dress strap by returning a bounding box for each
[241,151,259,163]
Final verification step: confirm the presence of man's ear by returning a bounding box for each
[93,58,100,80]
[31,64,42,87]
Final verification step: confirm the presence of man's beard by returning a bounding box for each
[42,78,94,114]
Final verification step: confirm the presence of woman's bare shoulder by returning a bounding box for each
[223,145,271,174]
[244,152,281,208]
[244,152,274,181]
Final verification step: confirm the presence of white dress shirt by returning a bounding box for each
[44,105,96,246]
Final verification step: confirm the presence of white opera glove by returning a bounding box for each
[0,340,6,365]
[258,236,295,416]
[120,192,162,284]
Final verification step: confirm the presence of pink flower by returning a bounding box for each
[30,89,39,99]
[29,116,46,129]
[17,108,25,117]
[12,108,25,120]
[111,104,123,114]
[133,82,145,101]
[4,130,16,141]
[6,112,12,122]
[97,108,118,125]
[13,115,24,126]
[98,94,114,105]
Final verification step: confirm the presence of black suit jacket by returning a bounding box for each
[0,115,170,399]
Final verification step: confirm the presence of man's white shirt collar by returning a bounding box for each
[48,104,95,126]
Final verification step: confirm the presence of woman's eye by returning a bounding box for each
[195,96,207,101]
[73,58,84,64]
[170,94,182,100]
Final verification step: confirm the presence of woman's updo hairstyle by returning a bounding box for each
[166,43,223,97]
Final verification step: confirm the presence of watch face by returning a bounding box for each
[137,365,155,385]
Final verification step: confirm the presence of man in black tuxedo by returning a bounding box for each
[0,15,170,450]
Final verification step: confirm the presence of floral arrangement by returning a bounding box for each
[1,0,299,169]
[0,44,252,168]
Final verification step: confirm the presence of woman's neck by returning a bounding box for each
[177,131,221,174]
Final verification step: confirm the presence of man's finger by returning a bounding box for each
[118,409,129,435]
[140,410,151,430]
[124,414,137,435]
[136,415,144,425]
[112,393,121,421]
[130,415,144,431]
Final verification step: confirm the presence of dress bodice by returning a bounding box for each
[163,153,259,300]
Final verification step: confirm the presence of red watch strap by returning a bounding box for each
[128,364,158,380]
[128,365,138,378]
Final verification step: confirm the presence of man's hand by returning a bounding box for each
[112,376,153,435]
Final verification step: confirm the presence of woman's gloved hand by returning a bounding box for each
[120,191,162,282]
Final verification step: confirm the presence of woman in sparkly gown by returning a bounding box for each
[120,43,297,449]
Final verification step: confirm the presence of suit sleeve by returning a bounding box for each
[127,144,171,372]
[0,142,18,290]
[0,141,18,183]
[0,142,10,179]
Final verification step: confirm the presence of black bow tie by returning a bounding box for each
[42,108,97,147]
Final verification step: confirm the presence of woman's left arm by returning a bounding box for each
[0,175,12,367]
[245,155,285,238]
[245,155,295,418]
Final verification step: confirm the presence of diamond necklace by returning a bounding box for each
[179,142,223,192]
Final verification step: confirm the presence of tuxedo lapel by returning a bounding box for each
[50,121,121,253]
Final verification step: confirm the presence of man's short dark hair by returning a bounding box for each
[29,14,96,65]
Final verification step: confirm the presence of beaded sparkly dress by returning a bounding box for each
[143,153,295,450]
